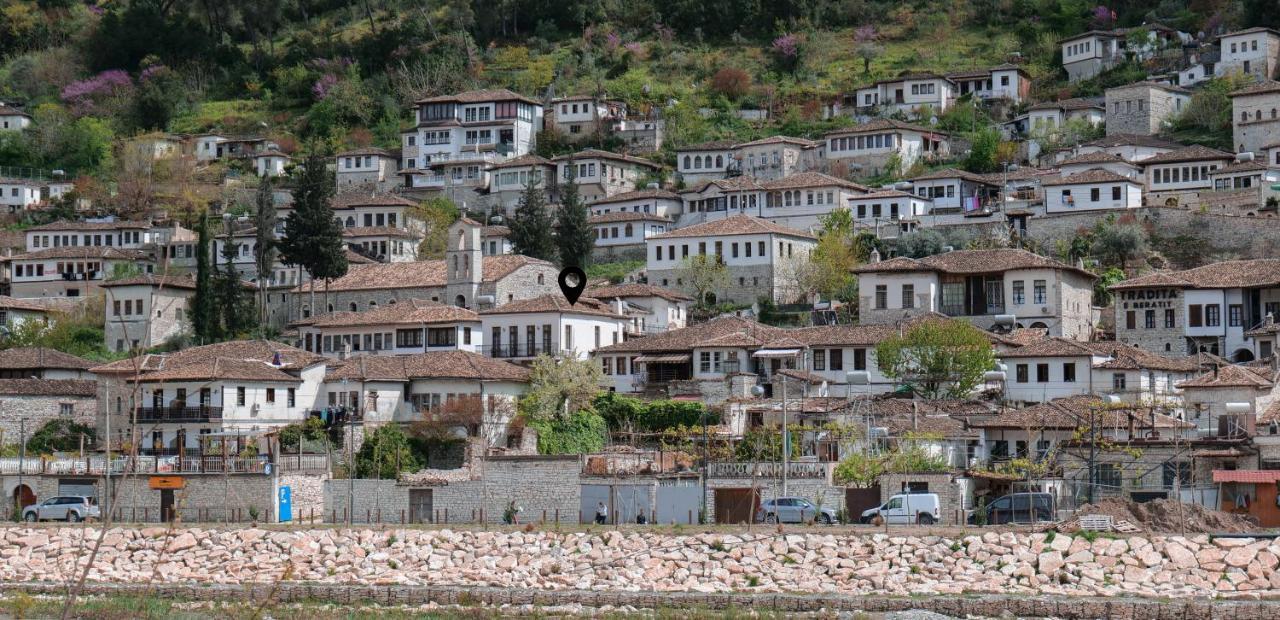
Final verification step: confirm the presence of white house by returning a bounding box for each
[297,298,481,358]
[481,225,512,256]
[909,168,1000,214]
[679,176,764,216]
[0,178,42,212]
[590,212,672,251]
[23,220,151,251]
[1140,145,1234,203]
[854,73,956,115]
[589,188,682,218]
[997,338,1201,406]
[478,294,627,361]
[731,136,821,181]
[847,190,931,238]
[748,172,870,230]
[1072,133,1183,162]
[101,274,195,353]
[336,147,397,190]
[548,95,625,136]
[553,149,661,203]
[1027,98,1106,135]
[1060,30,1127,82]
[1042,168,1144,213]
[487,154,556,215]
[0,347,95,380]
[193,134,277,162]
[946,64,1031,103]
[1216,27,1280,80]
[825,119,950,178]
[1056,151,1142,180]
[1209,160,1280,192]
[400,89,543,189]
[6,246,152,299]
[253,150,290,177]
[0,105,31,131]
[676,140,738,184]
[584,283,693,337]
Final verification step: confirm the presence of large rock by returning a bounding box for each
[1038,551,1065,575]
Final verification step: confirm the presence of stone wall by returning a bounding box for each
[280,471,329,523]
[648,264,781,305]
[2,526,1279,602]
[879,472,964,525]
[0,395,97,450]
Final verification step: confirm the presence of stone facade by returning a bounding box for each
[0,393,97,448]
[1115,287,1185,355]
[879,472,965,525]
[648,263,782,306]
[1231,89,1280,154]
[1105,84,1189,136]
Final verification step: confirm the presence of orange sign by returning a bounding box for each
[149,476,185,490]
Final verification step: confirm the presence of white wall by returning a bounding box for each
[1001,354,1099,403]
[1045,181,1142,213]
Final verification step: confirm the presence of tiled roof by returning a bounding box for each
[0,105,31,118]
[139,357,304,383]
[998,337,1102,358]
[335,147,392,157]
[595,316,790,353]
[848,189,926,201]
[679,139,739,151]
[910,168,998,184]
[345,249,377,265]
[26,220,151,232]
[1230,79,1280,97]
[293,254,551,292]
[1002,328,1049,346]
[1212,469,1280,484]
[1110,259,1280,290]
[0,347,94,371]
[679,176,764,194]
[101,274,198,290]
[6,247,147,261]
[552,149,661,169]
[342,226,415,238]
[585,283,693,302]
[589,188,680,204]
[1140,145,1235,165]
[791,323,900,346]
[734,136,818,149]
[826,118,937,136]
[1090,344,1206,373]
[854,249,1093,278]
[254,150,291,159]
[1177,365,1274,389]
[971,395,1193,429]
[120,340,325,383]
[760,172,869,192]
[1220,27,1280,39]
[1041,168,1140,186]
[1107,80,1190,94]
[0,379,96,397]
[588,212,672,224]
[1082,134,1183,149]
[649,214,815,240]
[1057,151,1127,165]
[478,294,625,319]
[414,88,540,106]
[1029,98,1103,111]
[481,225,510,237]
[328,192,417,209]
[306,299,478,328]
[0,295,57,312]
[488,154,554,169]
[326,351,530,382]
[1211,160,1269,175]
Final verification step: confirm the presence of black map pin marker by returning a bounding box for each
[558,266,586,306]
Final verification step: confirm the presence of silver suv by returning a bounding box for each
[23,496,100,522]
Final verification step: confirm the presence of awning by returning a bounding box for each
[752,348,802,358]
[633,354,691,364]
[1212,469,1280,484]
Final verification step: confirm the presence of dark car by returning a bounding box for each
[968,492,1056,525]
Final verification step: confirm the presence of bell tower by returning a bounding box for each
[445,218,483,308]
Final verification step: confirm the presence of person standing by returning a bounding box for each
[595,501,608,524]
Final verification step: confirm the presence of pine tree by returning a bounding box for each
[190,215,219,344]
[553,173,593,269]
[508,176,557,261]
[253,177,277,327]
[216,228,254,337]
[278,152,348,315]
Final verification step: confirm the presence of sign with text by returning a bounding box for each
[148,476,185,490]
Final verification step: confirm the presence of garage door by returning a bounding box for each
[656,480,700,525]
[58,479,96,500]
[714,488,759,525]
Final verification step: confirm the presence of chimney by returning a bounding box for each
[869,248,881,263]
[1267,313,1275,327]
[1075,257,1085,269]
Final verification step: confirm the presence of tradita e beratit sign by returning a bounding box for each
[1117,288,1179,310]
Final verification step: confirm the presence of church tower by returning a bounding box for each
[445,218,483,308]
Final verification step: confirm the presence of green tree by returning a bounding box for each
[253,177,277,327]
[895,229,946,258]
[25,419,96,455]
[410,197,460,260]
[215,227,254,338]
[1093,267,1126,307]
[190,215,219,344]
[528,409,607,455]
[508,177,557,261]
[279,153,348,314]
[875,320,996,399]
[355,424,420,478]
[1090,221,1148,269]
[833,452,885,487]
[963,126,1001,173]
[278,417,331,451]
[676,254,730,306]
[517,355,604,423]
[553,172,593,269]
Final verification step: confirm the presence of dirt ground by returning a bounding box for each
[1066,498,1260,533]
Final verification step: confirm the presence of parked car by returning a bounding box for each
[967,492,1056,525]
[860,493,940,525]
[756,497,837,524]
[23,496,100,523]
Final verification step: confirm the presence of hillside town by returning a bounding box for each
[6,1,1280,616]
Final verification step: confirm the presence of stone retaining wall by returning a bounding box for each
[4,526,1279,600]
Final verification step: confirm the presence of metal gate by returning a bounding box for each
[58,479,97,500]
[714,488,759,524]
[580,484,652,524]
[409,489,433,523]
[656,480,700,524]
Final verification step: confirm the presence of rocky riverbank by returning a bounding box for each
[3,526,1279,600]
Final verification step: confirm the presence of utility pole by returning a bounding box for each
[781,375,788,497]
[17,418,26,517]
[700,405,708,524]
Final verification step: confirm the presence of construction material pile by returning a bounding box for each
[1062,498,1258,534]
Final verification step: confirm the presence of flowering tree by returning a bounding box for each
[771,33,802,74]
[854,25,881,75]
[61,70,134,118]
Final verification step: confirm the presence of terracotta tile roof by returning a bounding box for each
[760,172,869,192]
[6,247,147,261]
[1220,26,1280,39]
[307,299,478,328]
[100,274,198,290]
[0,105,31,118]
[1212,469,1280,484]
[1138,145,1234,165]
[1029,98,1103,111]
[679,139,738,151]
[414,88,540,106]
[1057,151,1127,165]
[0,347,94,371]
[1111,259,1280,290]
[1082,134,1183,149]
[1211,160,1269,175]
[139,357,304,383]
[910,168,998,184]
[588,212,672,224]
[119,340,325,383]
[589,188,680,204]
[1002,328,1049,346]
[848,189,926,201]
[1177,365,1275,389]
[481,225,510,237]
[826,118,938,136]
[295,255,551,292]
[26,220,151,232]
[734,136,818,149]
[488,154,554,169]
[1041,168,1141,186]
[0,378,96,397]
[326,351,530,382]
[552,149,661,169]
[1261,399,1280,425]
[790,323,900,346]
[775,368,825,384]
[345,249,377,265]
[478,294,625,319]
[649,214,815,240]
[1107,80,1190,95]
[328,192,417,209]
[998,337,1102,358]
[679,176,765,194]
[585,283,693,302]
[596,316,789,353]
[335,147,392,157]
[854,249,1093,278]
[0,295,57,312]
[88,354,167,376]
[254,150,291,159]
[342,226,415,238]
[971,395,1193,429]
[1229,79,1280,97]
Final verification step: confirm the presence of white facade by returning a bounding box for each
[554,151,659,203]
[0,180,41,212]
[301,322,481,358]
[1216,28,1280,79]
[0,110,31,131]
[855,75,956,115]
[480,309,627,361]
[400,90,543,189]
[589,192,681,218]
[591,215,671,249]
[1043,176,1143,213]
[1061,31,1125,82]
[677,143,736,184]
[254,153,289,177]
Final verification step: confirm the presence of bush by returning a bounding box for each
[354,424,419,478]
[529,410,607,455]
[709,67,752,100]
[593,392,715,432]
[25,419,96,455]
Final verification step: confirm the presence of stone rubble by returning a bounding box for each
[2,527,1279,599]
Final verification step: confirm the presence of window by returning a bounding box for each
[1189,304,1203,327]
[427,327,456,346]
[1033,280,1046,305]
[829,349,843,370]
[1063,363,1076,382]
[875,285,887,309]
[1229,304,1242,327]
[1016,364,1028,383]
[901,284,914,309]
[699,351,712,373]
[287,388,296,407]
[1145,309,1156,329]
[1090,187,1100,201]
[1097,463,1121,489]
[266,388,276,403]
[813,349,826,371]
[853,348,867,371]
[1112,373,1126,391]
[60,403,73,416]
[397,328,424,348]
[1165,308,1175,328]
[1112,186,1122,201]
[1206,304,1220,327]
[1036,363,1049,383]
[1012,281,1024,305]
[237,387,246,406]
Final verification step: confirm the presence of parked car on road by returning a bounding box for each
[23,496,100,522]
[756,497,837,524]
[967,492,1056,525]
[860,493,940,525]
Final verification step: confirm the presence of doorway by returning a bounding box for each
[713,488,759,525]
[409,489,433,523]
[160,489,175,522]
[12,485,35,513]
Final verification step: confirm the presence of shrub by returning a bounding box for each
[529,409,607,455]
[710,67,752,100]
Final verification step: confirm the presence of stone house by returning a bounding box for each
[852,248,1098,339]
[478,294,628,362]
[0,378,98,448]
[1228,80,1280,154]
[1041,168,1144,213]
[1027,98,1105,136]
[1177,364,1278,438]
[731,136,821,181]
[552,149,661,204]
[678,176,764,217]
[5,246,152,299]
[645,214,817,305]
[1140,145,1234,206]
[547,95,626,137]
[295,298,481,358]
[997,337,1203,407]
[1060,30,1127,82]
[1216,27,1280,79]
[1105,82,1190,137]
[0,347,94,380]
[824,119,950,178]
[1111,259,1280,360]
[335,147,397,191]
[675,140,737,185]
[101,274,195,353]
[583,283,692,337]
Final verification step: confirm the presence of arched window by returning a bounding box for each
[624,223,633,237]
[345,216,355,227]
[350,302,358,312]
[302,305,310,318]
[1243,111,1250,121]
[456,230,466,250]
[327,304,334,313]
[1272,108,1277,119]
[537,274,544,285]
[716,155,723,168]
[369,301,377,308]
[388,299,396,305]
[694,155,703,169]
[683,156,691,169]
[454,294,466,307]
[1257,110,1263,121]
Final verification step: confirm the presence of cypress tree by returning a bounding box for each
[216,227,254,337]
[553,173,593,269]
[253,177,277,327]
[508,176,557,261]
[278,152,348,314]
[190,214,219,344]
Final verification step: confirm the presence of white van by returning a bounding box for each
[860,493,941,525]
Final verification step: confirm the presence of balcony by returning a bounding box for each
[136,406,223,424]
[481,342,571,359]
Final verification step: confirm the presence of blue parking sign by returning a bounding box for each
[278,485,292,523]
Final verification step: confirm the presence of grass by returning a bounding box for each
[169,99,271,135]
[586,260,645,284]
